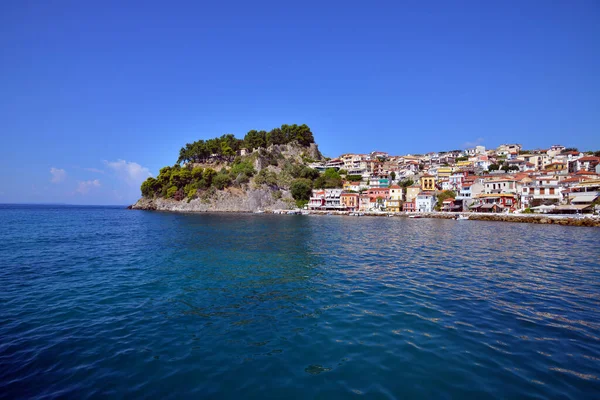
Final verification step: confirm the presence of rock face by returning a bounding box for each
[131,187,293,213]
[253,142,322,171]
[132,141,322,213]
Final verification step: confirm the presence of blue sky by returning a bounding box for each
[1,0,598,205]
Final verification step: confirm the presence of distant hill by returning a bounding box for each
[132,124,328,212]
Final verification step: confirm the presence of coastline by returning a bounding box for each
[130,199,600,227]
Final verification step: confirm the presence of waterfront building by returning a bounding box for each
[416,192,436,212]
[340,192,359,211]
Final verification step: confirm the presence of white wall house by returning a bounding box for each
[416,192,437,212]
[484,179,517,194]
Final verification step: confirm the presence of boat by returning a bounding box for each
[301,210,310,215]
[456,214,469,220]
[254,210,265,214]
[408,215,422,219]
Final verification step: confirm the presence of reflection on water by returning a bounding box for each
[0,206,599,399]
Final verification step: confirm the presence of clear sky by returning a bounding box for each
[1,0,598,205]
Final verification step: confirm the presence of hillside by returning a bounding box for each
[131,124,328,212]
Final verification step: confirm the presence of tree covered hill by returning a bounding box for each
[137,124,340,209]
[176,123,315,164]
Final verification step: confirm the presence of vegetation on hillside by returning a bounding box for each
[140,124,329,204]
[176,124,315,164]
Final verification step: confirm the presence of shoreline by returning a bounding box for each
[129,202,600,227]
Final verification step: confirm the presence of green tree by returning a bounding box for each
[400,179,414,188]
[140,177,159,197]
[166,186,178,198]
[254,169,279,188]
[390,171,396,181]
[191,167,204,180]
[170,168,192,187]
[298,167,320,180]
[230,160,256,178]
[243,130,267,150]
[314,168,343,188]
[346,175,362,182]
[436,190,456,210]
[290,178,313,204]
[266,128,286,146]
[157,166,173,187]
[294,124,315,146]
[212,173,231,189]
[488,163,500,171]
[562,148,579,153]
[201,168,217,188]
[220,142,235,161]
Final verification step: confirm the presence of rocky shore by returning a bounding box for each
[130,200,600,227]
[130,187,293,213]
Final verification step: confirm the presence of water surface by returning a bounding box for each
[1,205,599,399]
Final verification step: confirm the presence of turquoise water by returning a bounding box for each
[1,205,599,399]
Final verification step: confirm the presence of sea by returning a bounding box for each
[1,204,599,399]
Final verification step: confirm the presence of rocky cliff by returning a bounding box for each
[131,141,323,212]
[131,187,293,212]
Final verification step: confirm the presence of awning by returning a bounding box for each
[531,205,556,210]
[571,194,599,204]
[554,204,593,211]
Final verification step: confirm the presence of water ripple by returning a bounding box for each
[0,206,599,399]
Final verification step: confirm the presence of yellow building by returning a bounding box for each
[544,162,566,171]
[420,174,436,191]
[405,183,421,203]
[436,167,453,181]
[386,185,403,212]
[389,185,403,200]
[341,193,360,211]
[456,161,473,168]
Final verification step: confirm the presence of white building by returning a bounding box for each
[483,178,518,194]
[496,144,522,156]
[308,189,345,210]
[416,192,437,212]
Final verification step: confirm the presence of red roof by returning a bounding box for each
[578,156,600,162]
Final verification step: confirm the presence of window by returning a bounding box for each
[550,188,555,195]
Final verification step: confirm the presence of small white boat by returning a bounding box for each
[408,215,421,218]
[457,214,469,220]
[301,211,310,215]
[254,210,265,214]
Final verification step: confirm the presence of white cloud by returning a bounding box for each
[463,138,484,148]
[50,167,66,183]
[104,159,152,186]
[84,167,105,174]
[76,179,101,194]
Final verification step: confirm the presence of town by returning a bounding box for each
[305,144,600,215]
